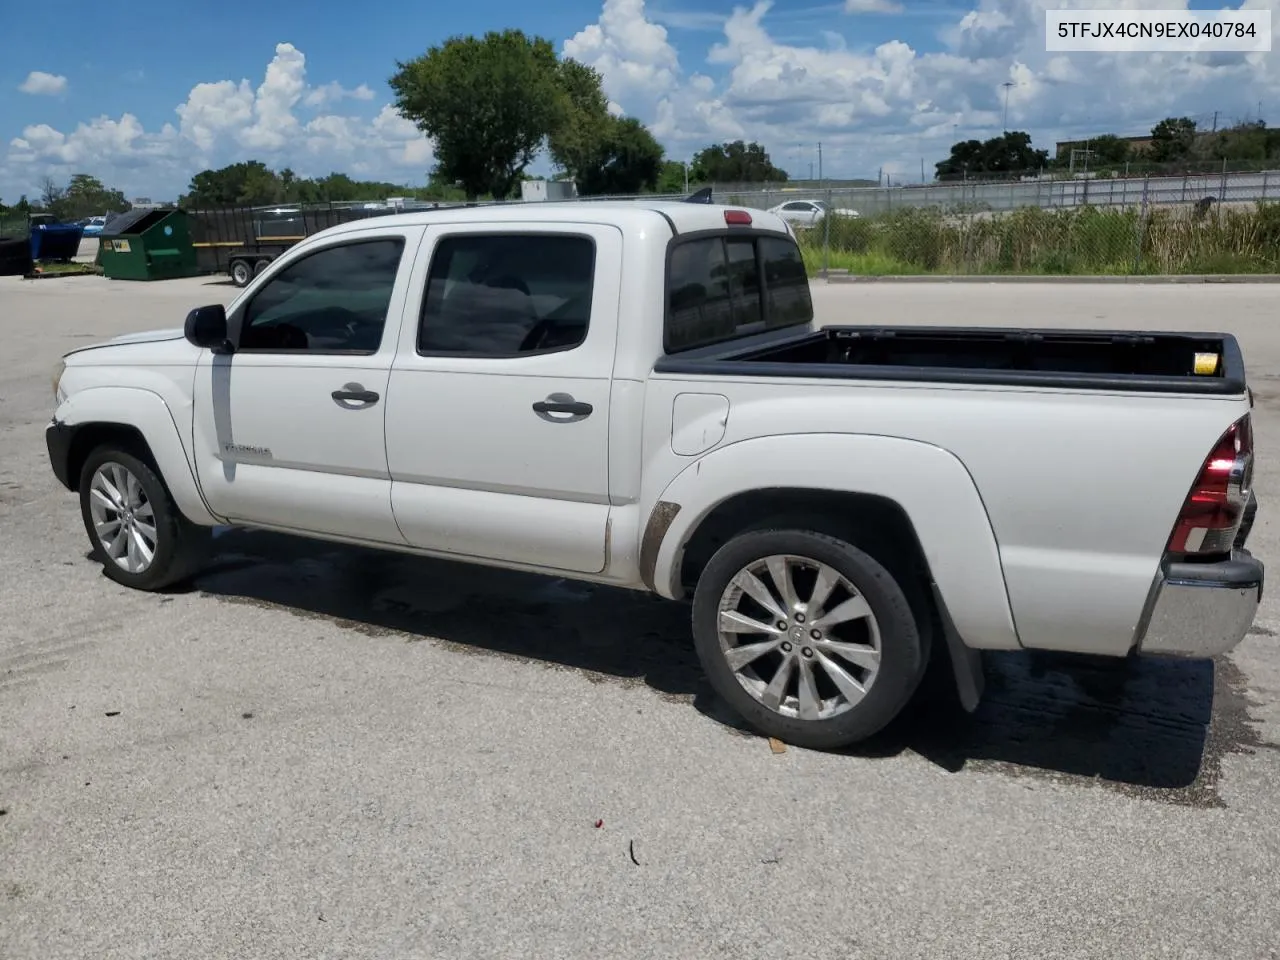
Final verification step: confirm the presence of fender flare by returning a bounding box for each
[643,432,1021,651]
[51,386,219,526]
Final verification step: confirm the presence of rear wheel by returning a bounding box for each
[230,259,252,287]
[692,528,926,750]
[253,258,271,277]
[78,447,210,591]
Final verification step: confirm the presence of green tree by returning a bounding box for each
[1085,134,1130,166]
[39,175,65,212]
[186,161,282,206]
[1189,120,1280,164]
[656,159,692,193]
[935,131,1048,180]
[279,167,298,202]
[1148,117,1197,162]
[59,174,129,220]
[555,114,664,195]
[390,29,569,200]
[690,141,788,183]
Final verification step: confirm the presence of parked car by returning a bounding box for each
[44,201,1262,749]
[81,216,109,236]
[767,198,859,228]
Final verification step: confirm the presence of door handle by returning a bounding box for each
[332,385,380,405]
[532,393,593,419]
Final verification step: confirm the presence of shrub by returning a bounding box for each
[795,201,1280,275]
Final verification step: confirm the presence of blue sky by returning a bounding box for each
[2,0,1276,202]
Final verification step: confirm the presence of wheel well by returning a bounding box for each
[676,488,932,599]
[64,423,156,491]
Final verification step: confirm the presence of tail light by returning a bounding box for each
[1166,413,1254,557]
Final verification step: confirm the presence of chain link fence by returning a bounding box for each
[178,167,1280,278]
[0,210,28,240]
[712,170,1280,275]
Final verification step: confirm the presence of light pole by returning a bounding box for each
[1001,81,1014,131]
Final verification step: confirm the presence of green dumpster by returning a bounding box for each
[99,209,198,281]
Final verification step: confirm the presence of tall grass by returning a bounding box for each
[795,203,1280,276]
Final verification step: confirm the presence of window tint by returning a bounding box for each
[782,201,811,211]
[760,236,814,328]
[665,234,812,352]
[418,234,595,355]
[667,238,734,350]
[240,238,404,353]
[726,238,762,330]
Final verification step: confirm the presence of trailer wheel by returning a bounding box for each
[254,258,272,277]
[230,260,252,287]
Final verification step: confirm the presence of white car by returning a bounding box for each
[767,198,859,228]
[45,200,1262,749]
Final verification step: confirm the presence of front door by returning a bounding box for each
[384,222,621,574]
[192,227,423,544]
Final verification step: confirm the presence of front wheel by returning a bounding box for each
[691,529,927,750]
[78,448,210,591]
[230,260,252,287]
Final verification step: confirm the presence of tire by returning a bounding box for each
[692,528,927,750]
[78,447,210,591]
[230,260,252,287]
[253,258,271,277]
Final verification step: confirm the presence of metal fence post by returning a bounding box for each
[822,187,832,278]
[1264,171,1270,202]
[1218,158,1228,225]
[1132,175,1150,274]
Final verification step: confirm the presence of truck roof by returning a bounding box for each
[317,200,794,240]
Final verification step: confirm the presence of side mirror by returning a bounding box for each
[184,304,233,353]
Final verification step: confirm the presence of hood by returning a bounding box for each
[66,327,185,356]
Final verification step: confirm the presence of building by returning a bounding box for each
[1054,135,1154,159]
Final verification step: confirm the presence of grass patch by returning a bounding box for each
[30,261,99,277]
[796,203,1280,276]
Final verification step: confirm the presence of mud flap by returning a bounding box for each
[930,582,986,712]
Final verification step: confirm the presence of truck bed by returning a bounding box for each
[654,325,1247,395]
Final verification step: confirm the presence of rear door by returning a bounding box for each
[384,222,622,574]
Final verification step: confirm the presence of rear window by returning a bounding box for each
[665,234,812,352]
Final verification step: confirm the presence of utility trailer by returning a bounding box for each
[186,203,405,286]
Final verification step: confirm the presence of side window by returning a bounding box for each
[782,201,811,212]
[667,238,734,351]
[240,238,405,353]
[666,234,813,352]
[418,233,595,356]
[760,236,814,327]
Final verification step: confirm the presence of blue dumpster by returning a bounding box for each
[30,222,84,261]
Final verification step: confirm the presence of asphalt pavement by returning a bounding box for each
[2,274,1278,959]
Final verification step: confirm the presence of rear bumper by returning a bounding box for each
[1138,548,1264,658]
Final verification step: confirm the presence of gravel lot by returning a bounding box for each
[2,275,1279,959]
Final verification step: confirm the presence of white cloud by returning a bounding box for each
[845,0,904,13]
[2,43,433,201]
[303,80,376,107]
[8,1,1280,200]
[640,0,1280,179]
[563,0,682,111]
[18,71,67,95]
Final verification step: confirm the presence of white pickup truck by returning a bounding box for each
[46,200,1263,749]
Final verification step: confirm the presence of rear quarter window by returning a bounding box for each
[665,233,813,353]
